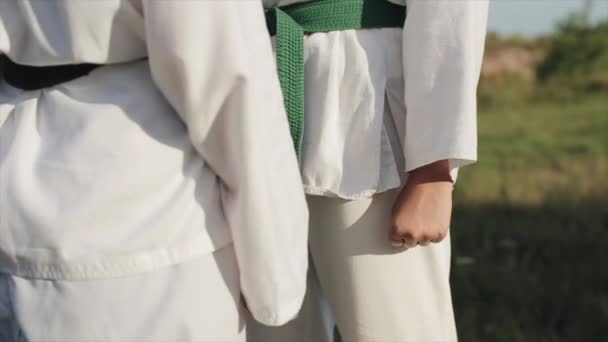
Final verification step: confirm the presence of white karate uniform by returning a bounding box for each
[0,1,308,340]
[248,0,489,341]
[0,245,245,342]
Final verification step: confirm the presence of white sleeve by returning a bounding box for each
[142,0,308,326]
[402,0,489,177]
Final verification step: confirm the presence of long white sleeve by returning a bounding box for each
[143,1,308,326]
[402,0,489,174]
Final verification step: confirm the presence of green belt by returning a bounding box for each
[266,0,406,160]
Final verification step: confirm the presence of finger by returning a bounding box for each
[389,228,406,246]
[389,231,409,249]
[430,231,448,244]
[434,230,448,243]
[392,229,419,248]
[390,239,407,248]
[403,239,418,248]
[419,240,431,246]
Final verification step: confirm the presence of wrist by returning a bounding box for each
[408,160,453,184]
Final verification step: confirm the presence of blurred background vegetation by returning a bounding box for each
[451,2,608,341]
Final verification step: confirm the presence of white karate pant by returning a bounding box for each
[0,245,245,342]
[248,190,458,342]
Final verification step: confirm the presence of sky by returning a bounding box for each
[489,0,608,36]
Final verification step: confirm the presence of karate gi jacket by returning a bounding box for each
[263,0,489,199]
[0,0,307,326]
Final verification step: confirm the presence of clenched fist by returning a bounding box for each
[390,160,454,248]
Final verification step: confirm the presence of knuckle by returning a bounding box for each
[392,221,410,233]
[399,229,415,241]
[401,231,416,241]
[421,230,436,240]
[410,231,424,242]
[389,230,402,240]
[391,218,403,230]
[391,223,406,235]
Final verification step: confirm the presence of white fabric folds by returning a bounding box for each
[0,1,308,326]
[264,0,489,198]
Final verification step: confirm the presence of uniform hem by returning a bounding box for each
[0,233,232,281]
[303,183,402,201]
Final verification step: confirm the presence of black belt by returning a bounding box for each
[1,55,99,90]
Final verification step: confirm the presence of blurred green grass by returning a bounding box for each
[459,90,608,205]
[451,85,608,341]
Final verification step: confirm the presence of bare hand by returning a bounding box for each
[390,160,453,248]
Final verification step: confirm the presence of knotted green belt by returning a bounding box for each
[266,0,406,159]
